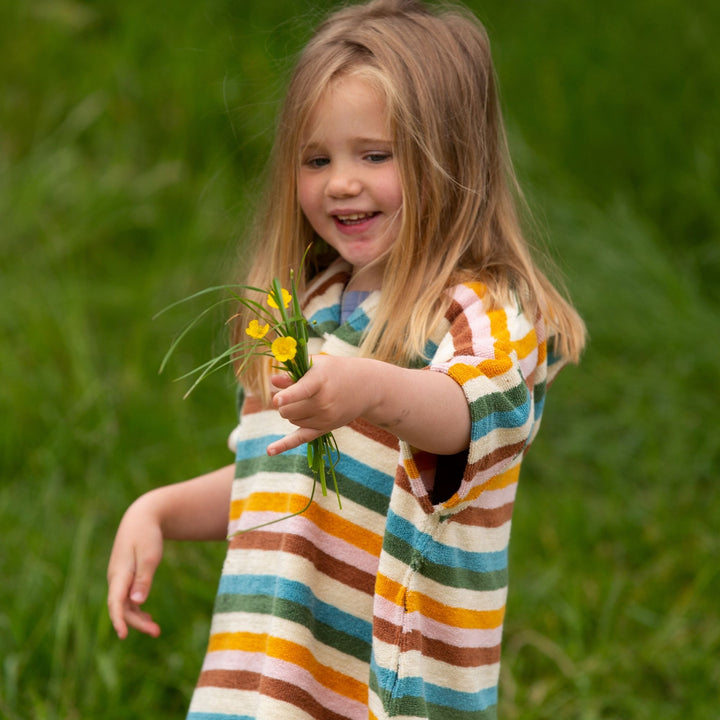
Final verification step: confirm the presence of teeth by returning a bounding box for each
[337,212,372,222]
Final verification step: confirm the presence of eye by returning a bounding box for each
[365,152,391,163]
[304,156,330,169]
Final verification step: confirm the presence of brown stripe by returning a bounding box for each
[347,416,399,450]
[197,670,359,720]
[446,297,475,355]
[374,617,501,667]
[231,530,376,595]
[450,501,514,528]
[306,268,350,303]
[467,440,526,475]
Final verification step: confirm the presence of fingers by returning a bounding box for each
[107,568,134,639]
[270,373,294,391]
[108,556,162,639]
[124,603,161,638]
[129,549,161,606]
[108,570,162,639]
[107,511,164,640]
[267,427,322,456]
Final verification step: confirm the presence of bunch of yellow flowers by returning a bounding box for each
[159,270,341,524]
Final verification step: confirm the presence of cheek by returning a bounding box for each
[297,182,311,218]
[383,169,404,215]
[297,173,319,217]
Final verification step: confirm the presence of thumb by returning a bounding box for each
[270,373,294,390]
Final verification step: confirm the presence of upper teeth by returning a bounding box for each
[337,213,371,221]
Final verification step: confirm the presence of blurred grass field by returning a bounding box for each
[1,0,719,718]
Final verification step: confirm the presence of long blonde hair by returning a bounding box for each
[234,0,585,395]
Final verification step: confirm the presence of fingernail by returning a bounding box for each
[131,591,144,603]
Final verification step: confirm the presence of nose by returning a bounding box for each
[325,161,361,198]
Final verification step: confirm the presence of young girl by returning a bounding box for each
[107,1,585,718]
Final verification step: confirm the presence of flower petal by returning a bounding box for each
[267,288,292,310]
[271,336,297,363]
[245,320,269,339]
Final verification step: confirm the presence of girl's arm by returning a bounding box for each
[267,355,470,456]
[107,464,234,639]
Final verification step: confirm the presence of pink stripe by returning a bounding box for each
[373,595,504,648]
[470,480,519,510]
[228,513,381,575]
[453,283,485,309]
[518,347,539,378]
[201,650,367,718]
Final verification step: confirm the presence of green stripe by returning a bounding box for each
[467,382,529,424]
[213,593,370,662]
[382,532,507,591]
[234,455,392,516]
[370,677,497,720]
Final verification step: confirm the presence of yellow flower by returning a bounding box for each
[267,288,292,310]
[271,336,297,363]
[245,319,269,339]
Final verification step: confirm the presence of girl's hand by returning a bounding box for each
[268,355,371,455]
[268,355,471,457]
[107,495,164,639]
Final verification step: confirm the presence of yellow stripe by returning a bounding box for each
[477,356,514,378]
[375,575,505,630]
[375,574,406,607]
[487,307,510,348]
[231,491,384,557]
[465,281,487,300]
[405,590,505,630]
[402,454,421,480]
[482,463,521,492]
[442,463,519,510]
[208,632,367,702]
[448,362,480,385]
[512,327,538,360]
[537,337,547,364]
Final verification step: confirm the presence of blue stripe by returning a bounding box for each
[372,663,498,712]
[471,398,531,442]
[217,574,372,643]
[308,305,340,326]
[235,434,306,462]
[385,511,508,573]
[346,306,371,331]
[335,449,394,497]
[236,433,393,497]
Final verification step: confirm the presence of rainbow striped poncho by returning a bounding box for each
[187,259,566,720]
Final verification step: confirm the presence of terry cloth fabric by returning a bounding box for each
[186,259,567,720]
[340,289,372,325]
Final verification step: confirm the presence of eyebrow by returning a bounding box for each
[300,137,393,152]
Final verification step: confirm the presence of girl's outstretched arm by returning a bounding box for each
[267,355,470,456]
[107,464,234,639]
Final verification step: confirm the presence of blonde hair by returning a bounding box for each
[234,0,585,396]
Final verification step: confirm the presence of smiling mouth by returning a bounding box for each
[334,212,379,225]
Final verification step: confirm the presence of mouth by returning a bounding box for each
[333,211,379,226]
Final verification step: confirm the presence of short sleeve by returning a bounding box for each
[398,283,550,511]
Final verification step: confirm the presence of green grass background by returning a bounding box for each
[2,0,719,718]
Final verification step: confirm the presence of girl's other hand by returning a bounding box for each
[107,495,164,639]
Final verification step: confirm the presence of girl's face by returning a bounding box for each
[298,75,403,291]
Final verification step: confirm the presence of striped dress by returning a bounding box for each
[186,260,566,720]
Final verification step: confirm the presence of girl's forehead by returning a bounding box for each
[301,75,391,142]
